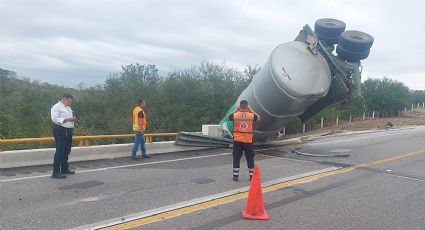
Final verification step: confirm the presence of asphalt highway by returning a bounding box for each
[2,126,425,230]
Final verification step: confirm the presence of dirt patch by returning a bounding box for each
[279,113,425,141]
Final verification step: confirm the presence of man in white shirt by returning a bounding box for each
[50,94,77,179]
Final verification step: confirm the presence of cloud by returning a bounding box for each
[0,0,424,88]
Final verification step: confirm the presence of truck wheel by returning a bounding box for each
[336,45,370,62]
[314,18,346,37]
[338,30,374,52]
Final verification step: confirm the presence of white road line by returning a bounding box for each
[70,166,339,230]
[0,153,230,183]
[0,147,280,183]
[307,131,423,146]
[0,174,54,182]
[386,173,425,183]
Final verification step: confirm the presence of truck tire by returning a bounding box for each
[338,30,374,52]
[314,18,346,37]
[336,45,370,62]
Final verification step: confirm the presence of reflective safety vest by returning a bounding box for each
[233,111,254,143]
[132,106,147,131]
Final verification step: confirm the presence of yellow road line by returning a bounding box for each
[102,148,425,230]
[371,148,425,165]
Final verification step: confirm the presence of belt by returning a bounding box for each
[53,123,73,130]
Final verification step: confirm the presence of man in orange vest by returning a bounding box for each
[131,99,150,160]
[226,100,261,181]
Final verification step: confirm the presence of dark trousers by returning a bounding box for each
[232,141,255,170]
[53,124,73,173]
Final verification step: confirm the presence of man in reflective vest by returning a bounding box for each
[226,100,261,181]
[131,99,150,160]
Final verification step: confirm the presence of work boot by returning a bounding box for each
[61,170,75,175]
[233,175,239,181]
[51,172,67,179]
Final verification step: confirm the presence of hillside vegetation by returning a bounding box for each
[1,63,423,149]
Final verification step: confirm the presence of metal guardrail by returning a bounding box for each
[0,132,178,147]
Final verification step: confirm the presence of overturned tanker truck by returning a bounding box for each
[176,18,374,146]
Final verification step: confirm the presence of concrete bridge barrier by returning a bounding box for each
[0,141,209,169]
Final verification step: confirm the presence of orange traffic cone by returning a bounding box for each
[241,166,269,220]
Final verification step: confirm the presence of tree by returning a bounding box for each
[362,77,412,117]
[411,90,425,105]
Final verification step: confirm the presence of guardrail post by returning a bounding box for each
[79,140,85,147]
[336,116,339,126]
[320,117,324,129]
[362,112,366,121]
[302,123,306,133]
[79,139,90,147]
[372,111,375,119]
[146,136,153,143]
[349,113,352,123]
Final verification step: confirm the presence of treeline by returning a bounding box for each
[0,63,258,140]
[0,63,422,142]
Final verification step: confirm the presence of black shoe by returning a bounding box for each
[142,155,151,158]
[62,170,75,175]
[233,176,239,181]
[249,175,253,181]
[131,156,139,160]
[52,172,67,179]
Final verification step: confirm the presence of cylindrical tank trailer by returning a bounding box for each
[221,18,374,141]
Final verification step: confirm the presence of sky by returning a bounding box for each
[1,0,424,89]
